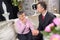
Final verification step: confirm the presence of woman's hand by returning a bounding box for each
[32,30,39,36]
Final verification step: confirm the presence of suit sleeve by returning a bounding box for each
[38,15,43,31]
[49,14,56,26]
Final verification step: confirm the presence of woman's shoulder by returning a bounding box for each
[14,18,20,23]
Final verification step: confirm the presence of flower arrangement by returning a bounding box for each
[41,18,60,40]
[50,34,60,40]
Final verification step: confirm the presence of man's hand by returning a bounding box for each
[32,30,39,36]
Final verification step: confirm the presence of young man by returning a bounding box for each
[33,1,56,40]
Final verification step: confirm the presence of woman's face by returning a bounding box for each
[18,13,26,20]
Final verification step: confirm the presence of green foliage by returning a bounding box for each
[12,0,18,6]
[41,27,60,36]
[41,31,50,36]
[11,0,24,6]
[52,27,60,34]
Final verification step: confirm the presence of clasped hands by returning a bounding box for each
[32,29,39,36]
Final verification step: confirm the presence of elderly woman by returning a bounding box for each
[15,11,39,40]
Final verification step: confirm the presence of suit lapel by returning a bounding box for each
[39,12,50,25]
[39,14,44,25]
[42,12,49,24]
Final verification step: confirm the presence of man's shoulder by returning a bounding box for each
[47,12,56,17]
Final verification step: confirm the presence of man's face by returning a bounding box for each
[37,4,44,13]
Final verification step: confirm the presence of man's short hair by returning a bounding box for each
[37,1,47,10]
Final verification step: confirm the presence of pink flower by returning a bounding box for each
[45,26,51,32]
[53,18,60,26]
[50,34,60,40]
[44,23,54,32]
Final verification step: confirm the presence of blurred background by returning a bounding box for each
[0,0,60,40]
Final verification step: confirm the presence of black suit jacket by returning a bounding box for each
[38,12,56,31]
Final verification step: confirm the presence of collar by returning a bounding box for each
[42,10,47,16]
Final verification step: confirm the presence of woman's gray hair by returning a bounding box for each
[17,11,24,16]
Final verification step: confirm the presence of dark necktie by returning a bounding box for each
[42,15,45,20]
